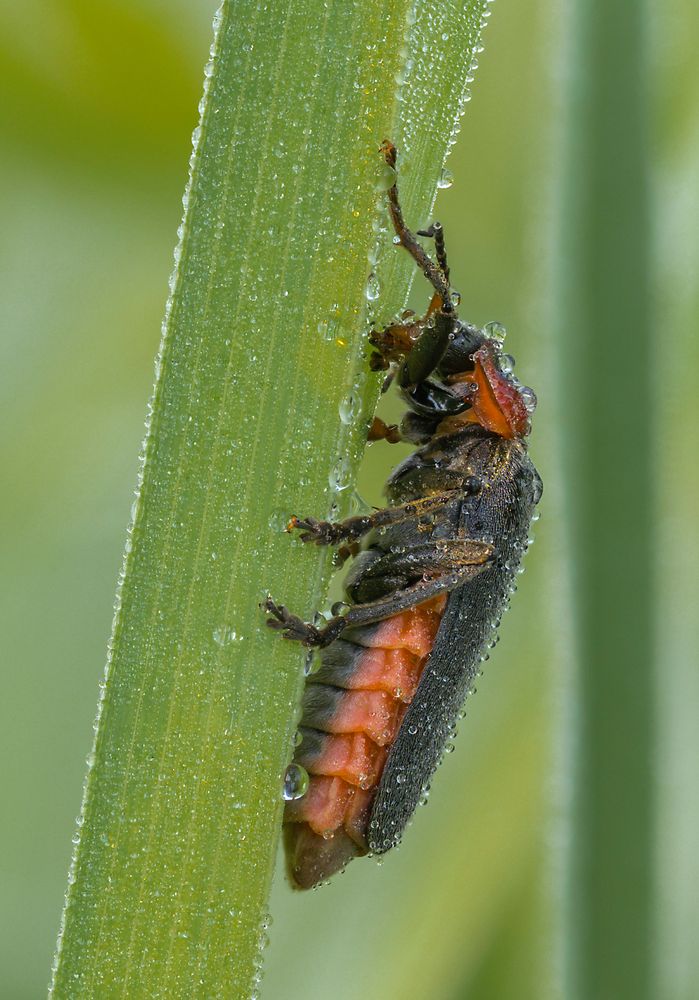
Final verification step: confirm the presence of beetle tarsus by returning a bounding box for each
[264,598,346,647]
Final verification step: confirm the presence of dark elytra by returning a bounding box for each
[367,427,541,852]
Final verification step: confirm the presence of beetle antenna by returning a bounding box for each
[417,222,450,285]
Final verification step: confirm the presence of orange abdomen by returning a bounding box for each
[284,595,447,889]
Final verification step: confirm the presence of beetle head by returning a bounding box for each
[438,322,537,439]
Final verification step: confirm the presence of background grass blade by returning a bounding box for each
[556,2,655,997]
[49,1,490,996]
[654,2,699,996]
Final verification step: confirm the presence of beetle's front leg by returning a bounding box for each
[369,294,442,374]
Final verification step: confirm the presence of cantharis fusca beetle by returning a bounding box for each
[265,141,542,889]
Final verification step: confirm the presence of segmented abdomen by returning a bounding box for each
[284,595,446,889]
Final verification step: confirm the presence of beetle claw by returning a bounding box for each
[288,516,338,545]
[263,597,324,646]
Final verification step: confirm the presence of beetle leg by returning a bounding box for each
[369,294,442,375]
[288,491,463,547]
[378,143,457,386]
[263,599,326,645]
[265,544,492,648]
[345,537,496,603]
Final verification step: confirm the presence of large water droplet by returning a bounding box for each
[483,320,507,342]
[437,168,454,189]
[282,763,309,801]
[520,386,538,413]
[376,163,396,191]
[338,395,358,425]
[365,273,381,302]
[213,625,238,647]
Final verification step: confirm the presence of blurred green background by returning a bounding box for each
[1,2,697,998]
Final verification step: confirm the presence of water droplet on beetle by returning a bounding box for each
[483,320,507,342]
[520,386,538,413]
[282,763,309,801]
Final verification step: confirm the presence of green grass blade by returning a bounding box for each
[556,2,655,997]
[654,2,699,996]
[50,1,489,996]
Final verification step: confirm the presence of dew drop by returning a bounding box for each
[483,320,507,342]
[437,168,454,189]
[282,763,309,801]
[338,395,358,425]
[365,273,381,302]
[376,163,396,191]
[520,386,538,413]
[303,650,318,677]
[213,625,238,647]
[329,456,352,492]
